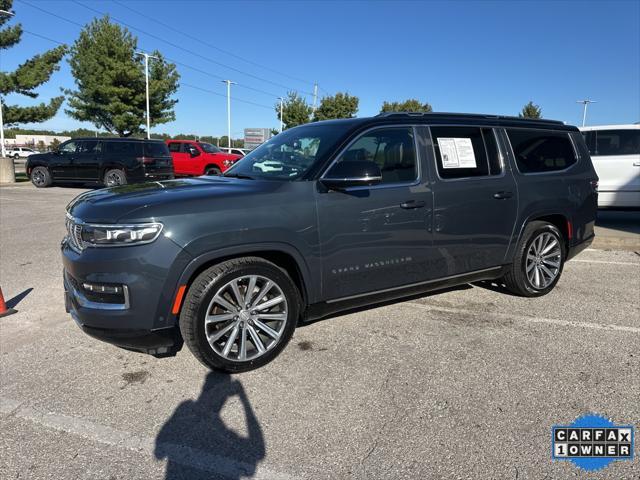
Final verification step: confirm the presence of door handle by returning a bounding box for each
[633,162,640,167]
[400,200,426,209]
[493,191,513,200]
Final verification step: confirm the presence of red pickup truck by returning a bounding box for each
[166,140,242,176]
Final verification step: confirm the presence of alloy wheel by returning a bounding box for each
[32,169,45,186]
[204,275,288,362]
[525,232,562,289]
[106,172,124,186]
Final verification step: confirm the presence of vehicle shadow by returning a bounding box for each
[596,209,640,235]
[154,372,265,480]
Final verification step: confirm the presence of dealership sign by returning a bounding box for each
[244,128,272,149]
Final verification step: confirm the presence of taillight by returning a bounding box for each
[136,156,155,164]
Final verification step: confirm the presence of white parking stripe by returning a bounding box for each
[0,397,294,480]
[570,259,639,266]
[404,302,640,334]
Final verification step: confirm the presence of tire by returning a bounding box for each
[13,154,20,160]
[30,166,53,188]
[179,257,301,373]
[205,166,221,176]
[103,168,127,187]
[503,221,565,297]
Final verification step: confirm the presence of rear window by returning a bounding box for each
[506,129,577,173]
[144,142,171,157]
[167,142,181,153]
[582,129,640,156]
[104,141,142,157]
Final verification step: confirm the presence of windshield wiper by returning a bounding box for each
[223,172,255,180]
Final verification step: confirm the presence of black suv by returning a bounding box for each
[62,113,598,372]
[27,137,174,188]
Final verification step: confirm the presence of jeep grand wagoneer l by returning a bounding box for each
[62,113,598,372]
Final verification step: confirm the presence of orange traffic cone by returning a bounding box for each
[0,287,17,318]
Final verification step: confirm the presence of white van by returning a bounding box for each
[580,125,640,208]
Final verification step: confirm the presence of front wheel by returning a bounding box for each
[502,221,565,297]
[30,166,53,188]
[179,257,300,373]
[205,166,221,176]
[103,168,127,187]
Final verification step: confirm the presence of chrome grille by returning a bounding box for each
[66,216,84,252]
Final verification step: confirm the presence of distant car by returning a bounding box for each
[25,137,174,188]
[166,140,242,176]
[7,146,36,159]
[222,147,251,157]
[580,125,640,208]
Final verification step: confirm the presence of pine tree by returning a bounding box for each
[64,16,179,137]
[519,101,542,119]
[0,0,67,126]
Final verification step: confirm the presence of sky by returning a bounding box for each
[2,0,639,138]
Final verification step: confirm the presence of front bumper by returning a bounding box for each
[62,234,191,355]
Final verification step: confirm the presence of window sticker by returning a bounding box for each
[437,137,477,169]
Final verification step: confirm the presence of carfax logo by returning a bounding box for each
[552,414,634,471]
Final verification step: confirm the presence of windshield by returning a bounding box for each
[224,124,345,180]
[199,142,221,154]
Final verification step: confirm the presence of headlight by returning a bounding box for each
[81,223,163,246]
[223,159,235,167]
[66,215,163,250]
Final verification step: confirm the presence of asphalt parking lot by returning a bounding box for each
[1,184,639,479]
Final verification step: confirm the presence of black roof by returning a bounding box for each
[71,137,165,142]
[307,112,577,132]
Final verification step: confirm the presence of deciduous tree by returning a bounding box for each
[313,92,359,121]
[380,99,432,113]
[275,91,312,129]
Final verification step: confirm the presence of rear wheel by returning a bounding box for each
[103,169,127,187]
[30,166,52,188]
[503,221,564,297]
[205,166,221,176]
[179,257,300,372]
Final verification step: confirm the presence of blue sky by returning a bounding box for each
[3,0,639,137]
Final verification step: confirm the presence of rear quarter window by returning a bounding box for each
[104,141,142,157]
[144,142,171,157]
[506,129,577,173]
[583,129,640,156]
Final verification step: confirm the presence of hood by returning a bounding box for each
[67,176,279,223]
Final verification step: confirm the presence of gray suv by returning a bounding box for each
[62,113,598,372]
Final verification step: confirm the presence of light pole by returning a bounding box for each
[136,51,158,139]
[576,99,596,127]
[278,97,284,133]
[0,9,15,158]
[222,80,236,149]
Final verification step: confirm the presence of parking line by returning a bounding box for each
[570,259,639,266]
[404,302,640,334]
[0,396,295,480]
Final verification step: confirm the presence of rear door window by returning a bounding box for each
[506,129,577,173]
[431,126,501,179]
[586,129,640,156]
[167,142,181,153]
[77,140,100,154]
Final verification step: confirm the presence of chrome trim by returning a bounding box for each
[319,124,422,190]
[69,283,130,311]
[65,213,163,249]
[326,266,502,304]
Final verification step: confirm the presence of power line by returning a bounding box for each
[17,23,276,111]
[111,0,314,88]
[68,0,315,96]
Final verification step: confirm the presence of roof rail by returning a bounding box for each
[375,111,565,126]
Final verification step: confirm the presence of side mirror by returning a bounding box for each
[321,160,382,190]
[189,148,200,158]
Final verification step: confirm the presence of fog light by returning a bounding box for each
[82,283,122,295]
